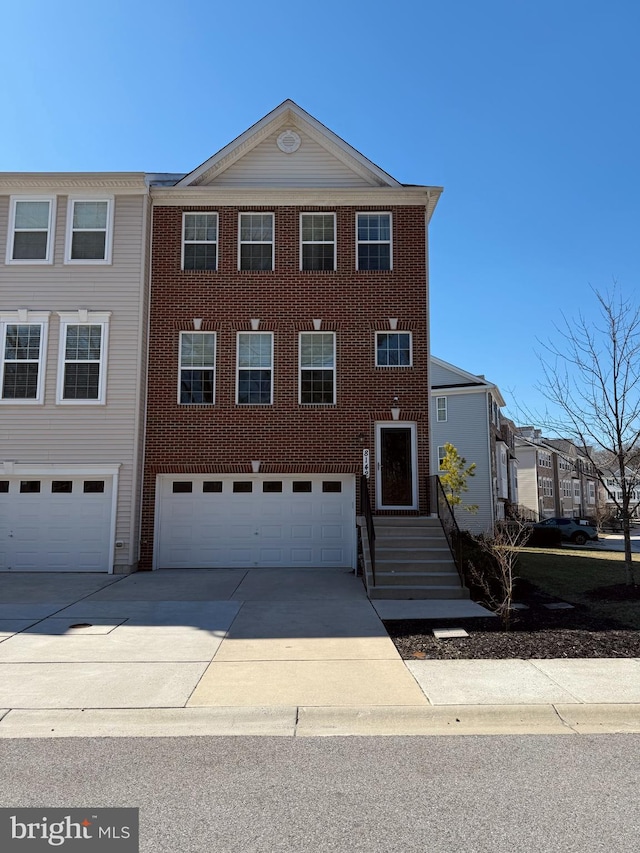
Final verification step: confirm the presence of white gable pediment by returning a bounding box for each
[177,100,401,189]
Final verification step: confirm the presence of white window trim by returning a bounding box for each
[437,445,447,469]
[356,211,393,271]
[299,212,336,271]
[235,331,274,405]
[436,395,447,422]
[0,311,50,404]
[181,211,218,271]
[56,311,111,405]
[375,331,413,368]
[177,331,216,405]
[64,196,114,264]
[238,212,274,271]
[6,196,56,265]
[298,331,336,405]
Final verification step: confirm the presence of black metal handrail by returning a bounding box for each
[428,475,463,586]
[360,475,376,586]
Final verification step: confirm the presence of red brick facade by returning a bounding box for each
[140,203,432,568]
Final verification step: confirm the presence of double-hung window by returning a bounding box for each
[0,312,50,403]
[375,332,412,367]
[299,332,336,404]
[436,396,448,422]
[356,212,392,270]
[57,312,110,404]
[179,332,216,404]
[66,199,113,262]
[239,213,273,271]
[236,332,273,404]
[6,197,55,263]
[300,213,335,270]
[183,212,218,270]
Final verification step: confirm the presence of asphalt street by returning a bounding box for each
[1,735,639,852]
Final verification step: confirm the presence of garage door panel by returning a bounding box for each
[156,475,355,569]
[0,477,113,572]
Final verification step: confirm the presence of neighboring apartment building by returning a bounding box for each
[600,467,640,520]
[140,101,442,570]
[0,172,150,572]
[515,429,598,520]
[429,356,515,534]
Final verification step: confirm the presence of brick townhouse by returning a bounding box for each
[140,100,442,570]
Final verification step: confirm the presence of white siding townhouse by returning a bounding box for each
[430,356,514,534]
[0,173,150,572]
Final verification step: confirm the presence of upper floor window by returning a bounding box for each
[236,332,273,404]
[6,197,55,264]
[376,332,412,367]
[56,311,110,404]
[300,213,335,271]
[356,212,391,270]
[239,213,273,271]
[0,312,50,403]
[65,199,113,263]
[299,332,336,404]
[436,396,447,422]
[183,212,218,271]
[179,332,216,404]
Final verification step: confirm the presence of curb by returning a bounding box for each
[0,704,639,738]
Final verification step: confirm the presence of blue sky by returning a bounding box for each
[2,0,638,423]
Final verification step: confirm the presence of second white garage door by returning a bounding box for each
[155,474,356,569]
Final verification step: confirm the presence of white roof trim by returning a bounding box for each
[431,356,506,407]
[176,100,403,188]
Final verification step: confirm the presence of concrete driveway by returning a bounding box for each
[0,569,638,738]
[0,569,425,712]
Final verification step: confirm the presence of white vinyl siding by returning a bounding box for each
[65,198,114,263]
[6,196,55,264]
[0,191,147,570]
[207,128,375,188]
[431,390,493,534]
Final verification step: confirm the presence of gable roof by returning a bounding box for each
[175,100,403,189]
[430,356,506,406]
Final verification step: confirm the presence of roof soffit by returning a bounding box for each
[176,100,402,188]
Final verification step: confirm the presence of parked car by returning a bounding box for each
[533,517,599,545]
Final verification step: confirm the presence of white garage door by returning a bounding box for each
[0,476,113,572]
[156,474,356,569]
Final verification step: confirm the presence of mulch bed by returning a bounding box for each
[385,580,640,660]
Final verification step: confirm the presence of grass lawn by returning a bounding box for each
[517,546,640,629]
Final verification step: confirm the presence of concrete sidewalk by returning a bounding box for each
[0,569,638,738]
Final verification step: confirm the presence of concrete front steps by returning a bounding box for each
[368,516,469,600]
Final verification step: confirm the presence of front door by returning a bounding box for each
[376,423,417,509]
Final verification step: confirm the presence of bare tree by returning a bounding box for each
[465,518,531,630]
[537,288,640,585]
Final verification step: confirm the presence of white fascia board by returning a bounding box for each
[0,174,148,194]
[152,186,439,207]
[431,357,506,406]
